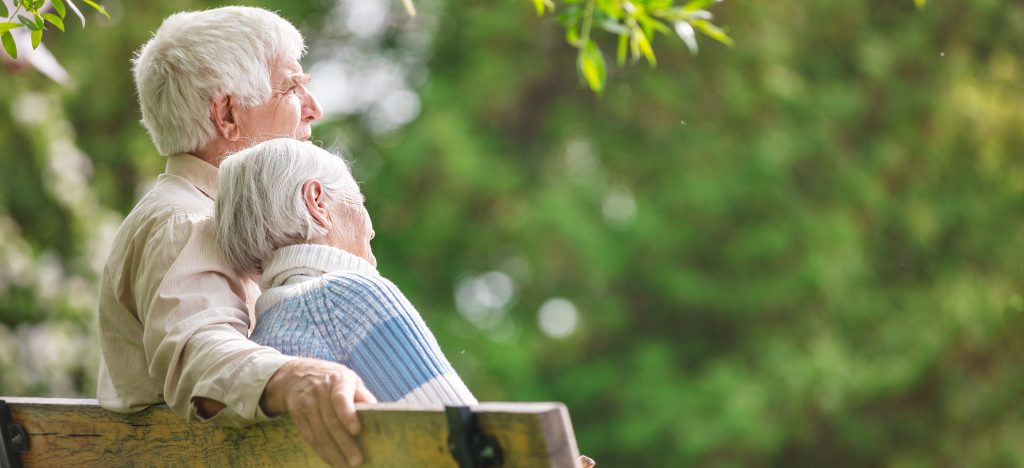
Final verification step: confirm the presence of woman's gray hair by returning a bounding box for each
[216,139,355,274]
[133,6,305,156]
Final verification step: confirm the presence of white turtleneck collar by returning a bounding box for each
[255,244,379,318]
[260,243,378,291]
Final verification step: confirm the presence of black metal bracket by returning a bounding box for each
[446,406,503,468]
[0,400,29,468]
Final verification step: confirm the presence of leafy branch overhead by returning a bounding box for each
[533,0,734,93]
[532,0,924,93]
[0,0,108,60]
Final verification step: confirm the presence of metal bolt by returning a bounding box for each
[8,424,28,451]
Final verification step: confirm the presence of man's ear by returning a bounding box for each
[209,94,242,141]
[302,179,332,229]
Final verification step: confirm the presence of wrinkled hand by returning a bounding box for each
[262,358,377,467]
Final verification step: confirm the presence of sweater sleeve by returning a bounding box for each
[316,273,477,406]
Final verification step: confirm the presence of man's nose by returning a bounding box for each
[302,89,323,122]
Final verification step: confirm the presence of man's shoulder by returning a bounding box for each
[131,175,214,221]
[117,177,213,235]
[104,176,216,269]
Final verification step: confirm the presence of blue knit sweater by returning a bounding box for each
[249,244,477,405]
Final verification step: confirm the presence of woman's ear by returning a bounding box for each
[302,179,332,229]
[209,94,242,141]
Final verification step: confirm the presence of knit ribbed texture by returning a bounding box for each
[251,244,477,405]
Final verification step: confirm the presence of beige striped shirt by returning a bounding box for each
[96,154,295,426]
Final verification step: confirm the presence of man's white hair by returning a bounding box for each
[216,139,356,274]
[133,6,305,156]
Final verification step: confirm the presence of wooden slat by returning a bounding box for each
[1,398,580,467]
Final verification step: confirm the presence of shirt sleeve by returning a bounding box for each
[137,213,295,427]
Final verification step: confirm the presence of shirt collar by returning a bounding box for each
[166,154,219,200]
[260,243,379,290]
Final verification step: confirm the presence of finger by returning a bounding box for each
[332,373,362,434]
[354,379,377,404]
[579,455,596,468]
[322,382,364,467]
[295,409,350,468]
[329,374,366,466]
[328,421,364,467]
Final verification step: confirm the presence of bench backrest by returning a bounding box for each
[0,397,580,467]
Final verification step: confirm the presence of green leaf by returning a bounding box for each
[1,31,16,59]
[532,0,555,16]
[596,0,625,20]
[691,19,733,47]
[555,5,583,25]
[632,28,657,65]
[52,0,67,19]
[0,23,20,33]
[65,0,86,26]
[683,0,719,12]
[617,32,628,65]
[80,0,109,19]
[18,15,40,31]
[914,0,926,8]
[598,19,629,35]
[30,27,41,49]
[639,15,672,35]
[577,39,607,92]
[675,21,698,54]
[43,13,64,32]
[0,2,8,19]
[565,22,580,46]
[34,11,44,29]
[18,0,33,9]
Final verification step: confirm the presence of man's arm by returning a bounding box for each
[137,214,290,424]
[139,216,375,466]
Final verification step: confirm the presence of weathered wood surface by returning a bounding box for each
[2,398,580,467]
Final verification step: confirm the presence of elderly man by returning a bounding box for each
[96,7,371,467]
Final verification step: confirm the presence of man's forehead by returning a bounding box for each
[270,57,305,79]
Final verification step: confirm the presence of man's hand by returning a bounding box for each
[261,358,377,467]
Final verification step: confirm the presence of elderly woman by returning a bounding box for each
[215,138,476,405]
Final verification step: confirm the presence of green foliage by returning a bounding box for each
[80,0,108,19]
[43,14,66,33]
[0,0,106,58]
[578,39,607,92]
[0,31,15,58]
[543,0,733,92]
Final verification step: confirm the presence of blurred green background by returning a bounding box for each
[2,0,1024,466]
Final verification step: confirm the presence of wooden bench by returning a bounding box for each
[0,398,580,467]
